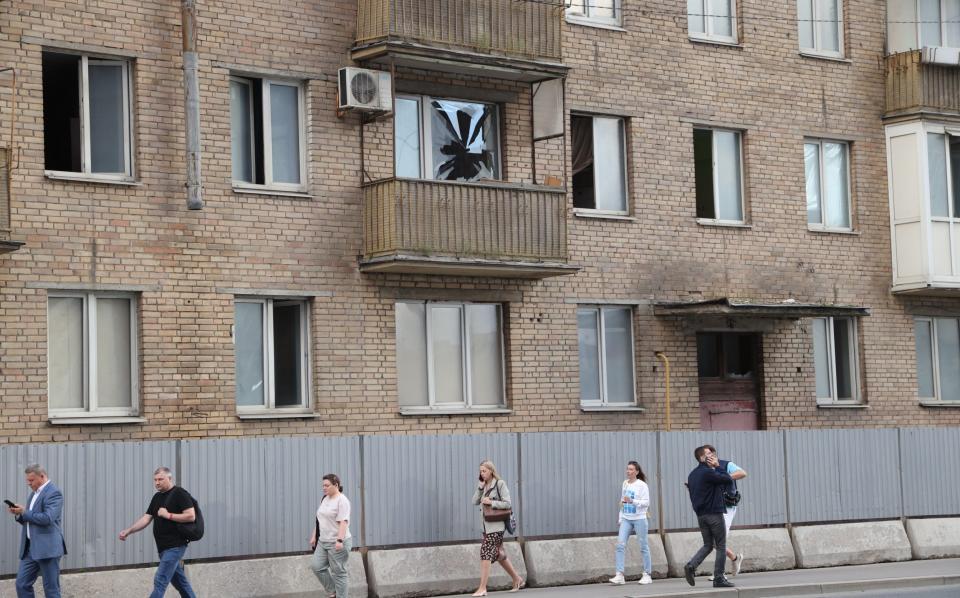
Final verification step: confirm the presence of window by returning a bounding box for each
[804,139,851,230]
[696,333,758,379]
[234,299,311,411]
[395,302,505,410]
[572,115,628,213]
[566,0,622,27]
[926,132,960,220]
[688,0,737,43]
[394,95,500,182]
[888,0,960,53]
[577,307,636,406]
[42,52,133,178]
[798,0,843,57]
[230,76,306,190]
[915,317,960,402]
[812,317,860,403]
[694,128,744,222]
[47,292,138,417]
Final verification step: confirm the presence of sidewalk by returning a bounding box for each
[433,558,960,598]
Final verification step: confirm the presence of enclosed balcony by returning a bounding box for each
[0,148,22,254]
[352,0,567,81]
[360,178,575,278]
[885,49,960,117]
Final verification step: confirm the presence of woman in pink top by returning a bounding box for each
[310,474,352,598]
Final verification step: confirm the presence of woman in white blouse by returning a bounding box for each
[310,473,352,598]
[608,460,653,586]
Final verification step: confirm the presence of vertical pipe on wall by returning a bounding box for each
[182,0,203,209]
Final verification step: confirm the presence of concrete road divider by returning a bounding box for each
[792,521,912,568]
[524,534,667,586]
[906,517,960,559]
[0,567,177,597]
[663,527,795,577]
[187,551,367,597]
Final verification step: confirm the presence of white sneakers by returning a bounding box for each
[638,573,653,585]
[608,573,625,585]
[733,552,744,576]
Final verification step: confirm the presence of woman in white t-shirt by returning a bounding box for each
[310,473,352,598]
[608,461,653,586]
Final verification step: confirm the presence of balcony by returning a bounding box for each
[352,0,567,81]
[360,178,576,278]
[885,50,960,117]
[0,148,21,254]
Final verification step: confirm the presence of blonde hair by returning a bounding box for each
[479,460,501,482]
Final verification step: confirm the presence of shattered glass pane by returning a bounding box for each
[430,100,499,182]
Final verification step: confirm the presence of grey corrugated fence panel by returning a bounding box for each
[180,436,361,559]
[0,441,177,576]
[519,432,659,537]
[786,428,901,523]
[900,427,960,517]
[362,433,518,546]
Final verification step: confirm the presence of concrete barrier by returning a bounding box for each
[792,521,912,568]
[525,534,667,586]
[187,551,367,597]
[906,518,960,559]
[367,542,525,598]
[0,566,176,598]
[663,527,795,577]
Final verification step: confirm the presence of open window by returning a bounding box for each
[572,115,628,213]
[694,128,744,223]
[812,317,861,404]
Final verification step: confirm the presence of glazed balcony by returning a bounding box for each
[360,178,575,278]
[352,0,567,82]
[886,49,960,117]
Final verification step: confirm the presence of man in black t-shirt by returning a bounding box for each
[119,467,197,598]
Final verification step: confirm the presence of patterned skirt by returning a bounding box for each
[480,531,505,562]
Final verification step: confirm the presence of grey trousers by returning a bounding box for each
[688,512,727,580]
[312,538,352,598]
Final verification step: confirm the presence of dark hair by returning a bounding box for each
[627,460,647,482]
[322,473,342,492]
[703,444,717,455]
[694,445,708,462]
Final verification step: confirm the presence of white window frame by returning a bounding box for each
[577,306,638,408]
[924,125,960,278]
[695,127,746,225]
[805,138,853,232]
[915,316,960,402]
[891,0,960,52]
[688,0,739,44]
[798,0,845,58]
[44,53,134,181]
[565,0,623,28]
[233,297,312,413]
[47,291,139,418]
[395,94,502,182]
[814,316,861,404]
[230,76,308,193]
[571,114,629,216]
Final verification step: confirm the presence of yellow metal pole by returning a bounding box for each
[655,352,671,432]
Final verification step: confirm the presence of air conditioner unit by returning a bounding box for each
[338,67,392,113]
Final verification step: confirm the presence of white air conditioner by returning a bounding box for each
[338,67,392,112]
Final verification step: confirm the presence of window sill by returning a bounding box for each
[799,51,851,64]
[399,407,512,416]
[696,218,752,229]
[565,16,626,32]
[45,171,140,186]
[807,226,859,235]
[689,36,742,49]
[816,402,868,409]
[237,409,318,420]
[573,209,637,222]
[920,401,960,408]
[580,405,645,413]
[48,416,146,425]
[232,186,312,199]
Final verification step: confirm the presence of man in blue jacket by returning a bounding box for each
[7,464,66,598]
[683,445,734,588]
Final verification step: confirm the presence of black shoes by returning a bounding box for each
[713,576,735,588]
[683,563,696,586]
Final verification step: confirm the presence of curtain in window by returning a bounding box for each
[430,100,498,181]
[823,142,850,228]
[88,63,125,173]
[571,116,593,176]
[96,298,132,408]
[805,142,822,224]
[270,83,300,184]
[49,297,84,410]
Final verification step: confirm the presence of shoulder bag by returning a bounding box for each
[482,480,513,522]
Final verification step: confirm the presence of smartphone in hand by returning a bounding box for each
[4,499,15,508]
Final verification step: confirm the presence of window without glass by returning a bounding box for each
[571,115,628,212]
[688,0,737,43]
[230,76,305,189]
[48,292,138,417]
[798,0,843,56]
[694,128,744,222]
[888,0,960,53]
[804,140,851,229]
[394,95,500,182]
[696,333,757,379]
[234,299,310,411]
[566,0,622,26]
[915,317,960,401]
[577,307,636,406]
[812,317,860,403]
[395,302,505,410]
[42,52,133,177]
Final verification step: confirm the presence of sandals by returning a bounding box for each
[510,579,526,592]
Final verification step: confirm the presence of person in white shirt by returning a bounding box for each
[609,461,653,585]
[703,445,747,579]
[309,474,352,598]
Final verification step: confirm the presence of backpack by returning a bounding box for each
[165,488,204,542]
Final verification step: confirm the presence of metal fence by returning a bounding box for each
[1,427,958,575]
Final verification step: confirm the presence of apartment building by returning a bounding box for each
[0,0,957,444]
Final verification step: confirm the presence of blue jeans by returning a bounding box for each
[150,545,196,598]
[615,517,652,575]
[15,541,61,598]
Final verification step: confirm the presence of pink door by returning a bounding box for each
[696,333,762,431]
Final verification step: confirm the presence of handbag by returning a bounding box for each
[723,490,742,507]
[482,481,513,522]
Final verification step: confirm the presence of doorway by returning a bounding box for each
[696,332,762,430]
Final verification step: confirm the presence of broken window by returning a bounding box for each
[230,76,305,189]
[571,115,628,212]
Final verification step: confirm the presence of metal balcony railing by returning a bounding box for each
[886,50,960,116]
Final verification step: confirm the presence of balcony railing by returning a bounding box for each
[361,178,573,277]
[886,50,960,116]
[0,148,11,244]
[355,0,564,64]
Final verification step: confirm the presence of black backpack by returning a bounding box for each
[165,488,204,542]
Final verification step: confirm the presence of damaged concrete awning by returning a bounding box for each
[653,297,870,319]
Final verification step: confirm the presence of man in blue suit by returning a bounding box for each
[7,464,66,598]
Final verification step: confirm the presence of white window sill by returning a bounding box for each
[233,185,312,199]
[45,171,140,186]
[565,16,625,31]
[580,405,645,413]
[237,409,317,420]
[920,401,960,408]
[689,36,742,48]
[399,407,512,416]
[696,218,751,229]
[48,416,146,425]
[807,226,859,235]
[573,209,636,222]
[816,402,868,409]
[799,51,851,63]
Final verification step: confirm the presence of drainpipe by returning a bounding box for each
[654,352,672,432]
[181,0,203,209]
